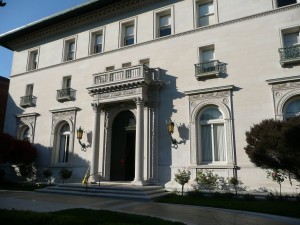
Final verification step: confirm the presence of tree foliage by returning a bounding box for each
[245,117,300,181]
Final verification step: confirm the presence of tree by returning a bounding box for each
[0,1,6,7]
[245,116,300,181]
[60,168,72,183]
[174,169,191,195]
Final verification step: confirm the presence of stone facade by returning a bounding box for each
[1,0,300,193]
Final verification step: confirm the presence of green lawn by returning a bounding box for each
[0,208,184,225]
[158,193,300,218]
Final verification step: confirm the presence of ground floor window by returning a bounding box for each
[57,123,70,163]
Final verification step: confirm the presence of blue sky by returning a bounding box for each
[0,0,89,78]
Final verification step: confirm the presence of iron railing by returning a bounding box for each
[20,95,37,108]
[56,88,76,102]
[279,44,300,65]
[93,65,159,86]
[195,60,223,79]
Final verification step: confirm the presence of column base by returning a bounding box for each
[131,180,146,186]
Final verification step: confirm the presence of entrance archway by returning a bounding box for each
[110,110,136,181]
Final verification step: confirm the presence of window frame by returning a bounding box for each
[27,48,39,71]
[89,27,105,55]
[273,0,299,8]
[62,36,77,62]
[154,6,174,39]
[119,18,137,47]
[280,27,300,48]
[194,0,218,28]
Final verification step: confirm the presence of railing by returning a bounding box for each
[195,60,221,75]
[279,44,300,65]
[56,88,76,102]
[20,95,37,108]
[93,65,159,86]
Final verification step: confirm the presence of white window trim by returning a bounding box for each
[62,36,77,62]
[62,76,72,89]
[153,6,174,39]
[198,44,215,63]
[89,27,105,55]
[26,47,40,71]
[193,0,219,29]
[119,17,137,48]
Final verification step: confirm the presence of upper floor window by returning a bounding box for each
[27,49,39,71]
[120,19,136,47]
[283,31,300,47]
[90,29,104,54]
[20,84,36,108]
[198,106,226,163]
[276,0,298,8]
[279,28,300,66]
[63,37,76,62]
[57,76,76,102]
[284,97,300,119]
[155,8,173,38]
[197,0,215,27]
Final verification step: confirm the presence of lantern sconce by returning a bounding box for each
[77,127,87,151]
[166,121,178,149]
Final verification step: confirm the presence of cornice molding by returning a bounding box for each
[184,85,234,95]
[266,75,300,84]
[49,106,81,113]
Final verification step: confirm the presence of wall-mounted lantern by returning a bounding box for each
[77,126,87,151]
[166,121,178,148]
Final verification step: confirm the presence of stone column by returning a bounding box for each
[132,97,144,185]
[90,103,100,182]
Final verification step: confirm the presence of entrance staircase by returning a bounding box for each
[36,182,169,201]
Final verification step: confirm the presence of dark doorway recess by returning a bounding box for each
[110,110,136,181]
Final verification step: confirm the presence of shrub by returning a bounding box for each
[18,163,36,181]
[43,169,53,185]
[194,170,219,191]
[59,168,72,183]
[174,169,191,195]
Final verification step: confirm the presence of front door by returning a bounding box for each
[110,110,136,181]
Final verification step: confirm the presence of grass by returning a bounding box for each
[0,208,184,225]
[158,192,300,218]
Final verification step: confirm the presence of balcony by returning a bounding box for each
[88,64,161,94]
[20,95,37,108]
[56,88,76,102]
[279,44,300,66]
[195,60,224,80]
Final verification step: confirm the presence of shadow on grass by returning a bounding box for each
[0,208,184,225]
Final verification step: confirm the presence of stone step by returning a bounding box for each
[36,183,169,201]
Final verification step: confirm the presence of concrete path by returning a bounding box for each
[0,190,299,225]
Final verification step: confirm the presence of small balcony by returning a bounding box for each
[88,64,160,94]
[279,44,300,66]
[56,88,76,102]
[20,95,37,108]
[195,60,223,80]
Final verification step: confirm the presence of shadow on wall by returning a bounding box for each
[158,69,188,186]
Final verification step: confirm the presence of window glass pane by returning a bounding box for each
[69,42,75,51]
[22,127,30,142]
[199,2,214,16]
[95,34,102,45]
[213,124,226,161]
[201,49,214,62]
[277,0,296,7]
[125,25,134,36]
[283,32,299,47]
[160,26,171,37]
[285,99,300,118]
[201,125,212,161]
[159,15,171,27]
[200,107,223,120]
[58,123,70,163]
[26,85,33,96]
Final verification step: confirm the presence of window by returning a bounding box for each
[201,48,215,63]
[20,84,36,108]
[139,58,150,67]
[155,8,173,38]
[198,106,226,163]
[279,28,300,66]
[284,97,300,119]
[283,31,300,47]
[57,123,70,163]
[197,0,215,27]
[90,29,104,54]
[57,76,76,102]
[63,38,76,61]
[106,66,115,71]
[276,0,297,8]
[27,49,39,71]
[21,126,30,142]
[26,84,34,96]
[120,19,136,47]
[122,62,132,68]
[63,76,71,89]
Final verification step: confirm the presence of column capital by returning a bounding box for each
[133,97,144,106]
[91,103,100,112]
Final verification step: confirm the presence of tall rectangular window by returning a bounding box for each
[198,1,214,27]
[283,32,299,47]
[124,25,134,46]
[27,50,39,71]
[63,38,76,62]
[63,76,71,89]
[120,20,136,47]
[90,29,104,55]
[159,14,171,37]
[26,84,34,96]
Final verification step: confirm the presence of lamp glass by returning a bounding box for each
[167,122,174,134]
[77,127,83,140]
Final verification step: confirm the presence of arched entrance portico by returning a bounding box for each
[110,110,136,181]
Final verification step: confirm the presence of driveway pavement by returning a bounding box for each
[0,190,299,225]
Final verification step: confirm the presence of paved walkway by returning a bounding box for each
[0,190,299,225]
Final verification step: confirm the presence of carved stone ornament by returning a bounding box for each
[50,107,80,132]
[95,87,143,101]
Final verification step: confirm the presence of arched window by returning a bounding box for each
[21,126,30,142]
[284,97,300,119]
[198,106,226,163]
[57,123,70,163]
